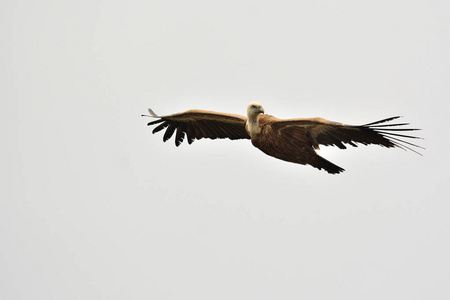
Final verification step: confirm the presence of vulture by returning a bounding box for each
[143,102,422,174]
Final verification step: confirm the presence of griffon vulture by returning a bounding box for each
[143,102,422,174]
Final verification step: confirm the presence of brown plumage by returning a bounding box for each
[143,102,423,174]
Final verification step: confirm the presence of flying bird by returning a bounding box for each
[143,102,422,174]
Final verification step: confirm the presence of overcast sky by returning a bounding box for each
[2,0,449,299]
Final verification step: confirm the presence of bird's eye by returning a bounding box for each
[251,105,256,108]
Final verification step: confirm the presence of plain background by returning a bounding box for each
[2,0,449,299]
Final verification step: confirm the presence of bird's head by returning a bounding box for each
[247,102,265,119]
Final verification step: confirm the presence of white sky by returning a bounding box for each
[2,0,449,299]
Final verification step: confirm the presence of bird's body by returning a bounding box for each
[144,102,422,174]
[248,114,344,173]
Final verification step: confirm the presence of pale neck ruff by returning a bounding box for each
[247,115,262,136]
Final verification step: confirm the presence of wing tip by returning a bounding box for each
[148,108,159,118]
[362,116,424,155]
[363,116,402,126]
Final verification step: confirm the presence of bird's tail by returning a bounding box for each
[312,155,345,174]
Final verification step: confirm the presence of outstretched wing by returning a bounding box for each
[271,116,423,154]
[144,108,250,146]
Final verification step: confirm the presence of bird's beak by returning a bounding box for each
[259,108,265,114]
